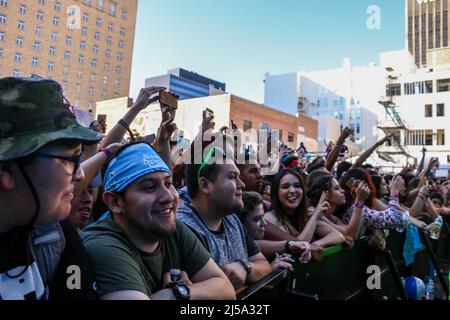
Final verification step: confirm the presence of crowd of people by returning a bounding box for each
[0,76,449,300]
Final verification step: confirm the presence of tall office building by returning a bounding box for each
[145,68,226,100]
[406,0,450,67]
[0,0,138,111]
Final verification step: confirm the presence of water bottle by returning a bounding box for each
[430,216,443,240]
[425,275,434,300]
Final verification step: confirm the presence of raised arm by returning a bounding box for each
[350,134,394,170]
[325,127,351,171]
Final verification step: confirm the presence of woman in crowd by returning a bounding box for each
[263,169,346,248]
[237,192,311,271]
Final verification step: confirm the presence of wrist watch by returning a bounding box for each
[166,281,190,300]
[238,259,252,278]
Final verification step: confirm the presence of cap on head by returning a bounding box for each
[0,76,103,161]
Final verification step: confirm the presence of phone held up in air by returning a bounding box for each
[159,91,178,109]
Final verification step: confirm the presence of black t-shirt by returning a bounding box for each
[0,220,96,300]
[0,226,44,300]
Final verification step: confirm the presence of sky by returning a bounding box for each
[129,0,405,103]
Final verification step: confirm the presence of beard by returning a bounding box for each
[124,210,177,241]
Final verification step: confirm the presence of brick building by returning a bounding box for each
[0,0,137,111]
[96,93,319,152]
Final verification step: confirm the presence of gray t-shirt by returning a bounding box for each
[176,200,260,267]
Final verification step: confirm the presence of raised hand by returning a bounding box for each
[314,191,330,219]
[133,87,165,111]
[354,181,370,203]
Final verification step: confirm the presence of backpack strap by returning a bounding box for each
[29,222,66,289]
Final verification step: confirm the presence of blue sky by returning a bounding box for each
[129,0,405,103]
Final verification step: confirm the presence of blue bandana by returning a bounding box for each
[104,143,171,192]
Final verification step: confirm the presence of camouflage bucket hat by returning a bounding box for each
[0,77,103,161]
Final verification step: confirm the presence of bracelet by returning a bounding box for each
[118,119,130,129]
[99,147,113,160]
[355,201,364,209]
[389,194,399,199]
[284,241,292,254]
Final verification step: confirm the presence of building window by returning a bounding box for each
[437,103,445,117]
[288,132,294,143]
[79,55,85,64]
[66,36,72,45]
[105,49,111,57]
[37,11,44,20]
[38,0,45,5]
[63,66,69,74]
[12,69,20,77]
[19,4,26,14]
[425,130,433,145]
[49,47,56,55]
[97,0,104,10]
[62,81,67,89]
[108,23,113,31]
[77,71,83,78]
[94,32,100,40]
[425,104,433,117]
[90,73,96,81]
[64,51,71,60]
[437,78,450,92]
[33,41,41,51]
[35,26,42,36]
[32,57,39,67]
[437,129,445,145]
[18,21,25,30]
[83,13,89,22]
[118,40,124,48]
[0,31,4,40]
[114,79,120,87]
[81,27,88,36]
[243,120,252,131]
[96,18,101,26]
[91,59,97,67]
[89,87,94,96]
[121,10,127,20]
[115,66,121,74]
[54,2,60,11]
[0,14,6,24]
[101,90,107,98]
[0,48,3,58]
[76,84,81,92]
[104,63,110,71]
[120,27,125,36]
[14,52,22,62]
[51,32,57,41]
[386,84,401,96]
[93,45,99,53]
[117,53,123,61]
[84,0,91,4]
[106,36,112,44]
[80,41,86,49]
[48,61,54,71]
[16,36,23,46]
[110,3,116,16]
[52,17,59,25]
[1,0,7,7]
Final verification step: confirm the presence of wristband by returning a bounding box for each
[99,147,113,160]
[355,201,364,209]
[389,194,399,199]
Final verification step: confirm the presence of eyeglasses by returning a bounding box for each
[34,153,82,175]
[197,147,226,183]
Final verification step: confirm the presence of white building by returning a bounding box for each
[378,51,450,165]
[264,58,383,151]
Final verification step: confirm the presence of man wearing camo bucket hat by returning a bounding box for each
[0,77,103,300]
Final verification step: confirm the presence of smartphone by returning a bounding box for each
[159,91,178,109]
[345,177,358,190]
[203,107,214,119]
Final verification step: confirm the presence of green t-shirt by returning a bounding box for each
[80,216,211,297]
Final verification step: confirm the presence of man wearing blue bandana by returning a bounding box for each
[81,142,235,300]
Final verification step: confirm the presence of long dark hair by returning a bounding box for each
[306,173,334,207]
[270,169,307,237]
